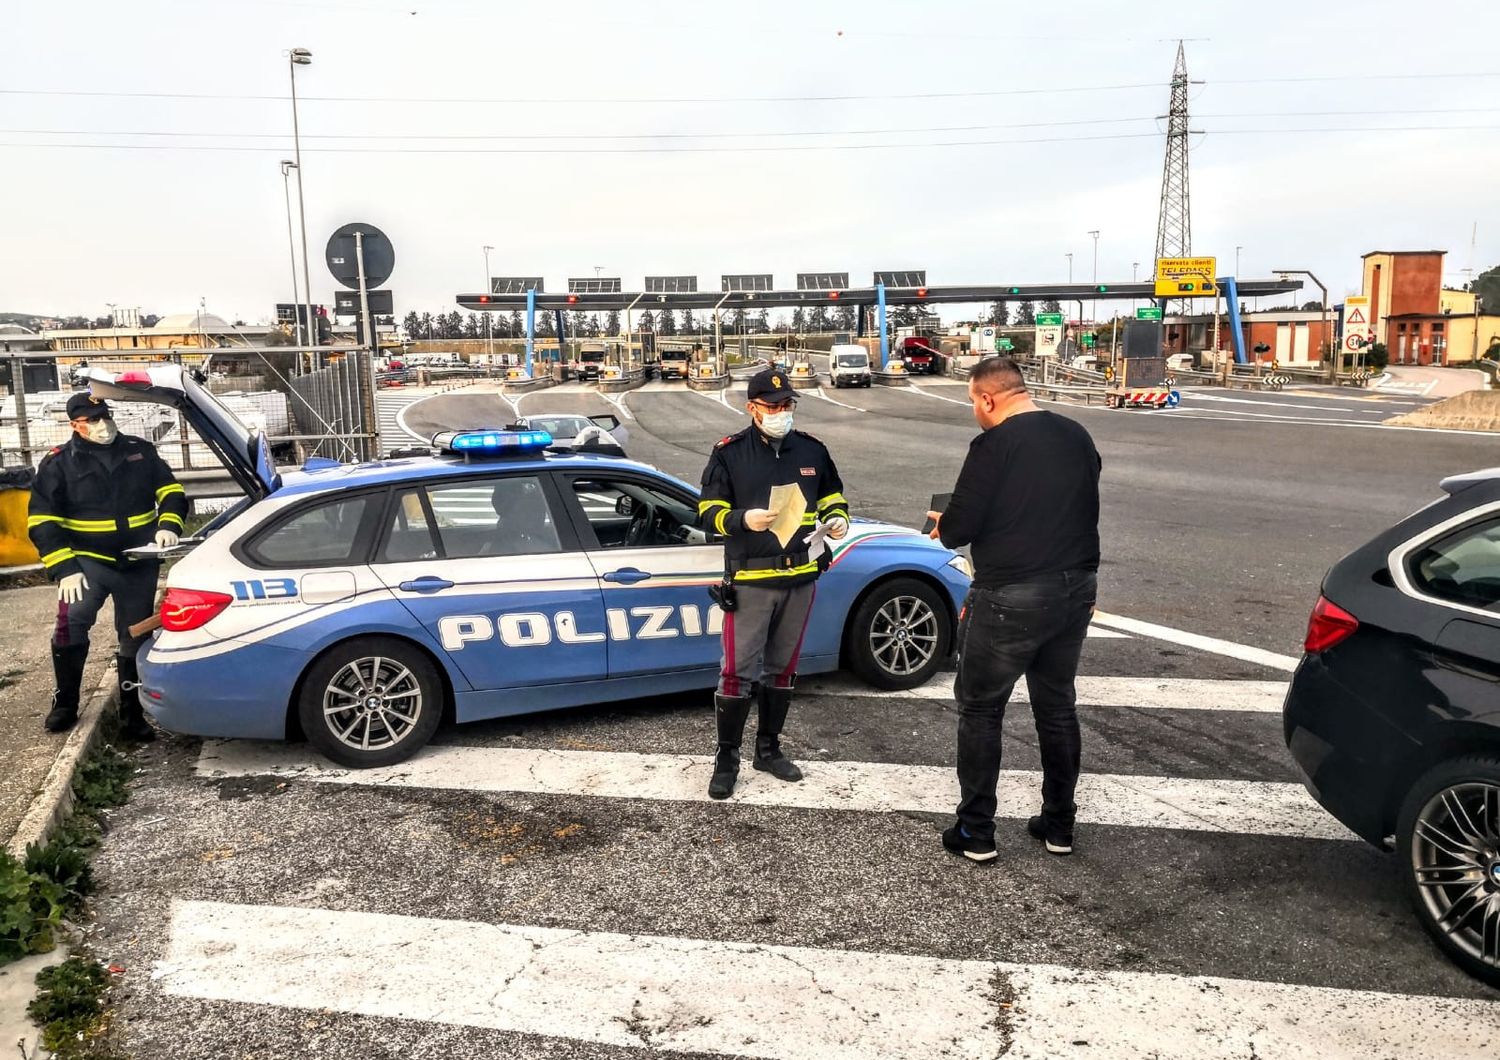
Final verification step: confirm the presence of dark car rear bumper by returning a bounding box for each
[1283,654,1411,847]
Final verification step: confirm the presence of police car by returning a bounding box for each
[79,366,972,768]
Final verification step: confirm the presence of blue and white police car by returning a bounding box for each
[80,366,972,768]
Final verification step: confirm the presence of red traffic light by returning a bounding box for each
[478,295,490,303]
[828,290,840,300]
[916,287,927,298]
[567,294,579,304]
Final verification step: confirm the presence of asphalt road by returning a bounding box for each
[80,377,1500,1057]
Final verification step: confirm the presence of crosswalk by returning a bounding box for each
[101,625,1500,1056]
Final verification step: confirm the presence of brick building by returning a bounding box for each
[1362,250,1500,365]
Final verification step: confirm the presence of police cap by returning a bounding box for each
[65,392,111,421]
[746,367,796,404]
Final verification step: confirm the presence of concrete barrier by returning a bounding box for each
[1386,390,1500,432]
[500,376,557,397]
[598,372,647,395]
[687,373,728,392]
[873,371,911,387]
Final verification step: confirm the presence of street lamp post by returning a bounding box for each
[482,245,495,365]
[1235,245,1243,277]
[1065,252,1073,284]
[105,303,121,350]
[279,160,300,343]
[1089,231,1102,323]
[288,47,315,369]
[1274,268,1332,383]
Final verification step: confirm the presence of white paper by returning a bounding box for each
[804,521,834,562]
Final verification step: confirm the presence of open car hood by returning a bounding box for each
[75,365,281,500]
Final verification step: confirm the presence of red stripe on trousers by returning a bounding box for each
[720,606,742,697]
[774,585,815,689]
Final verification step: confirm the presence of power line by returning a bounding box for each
[2,125,1496,156]
[1,71,1494,106]
[9,106,1495,143]
[0,116,1162,141]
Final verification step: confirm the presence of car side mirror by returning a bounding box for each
[615,495,634,516]
[589,414,621,432]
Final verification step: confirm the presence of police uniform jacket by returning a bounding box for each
[27,433,188,581]
[698,426,850,587]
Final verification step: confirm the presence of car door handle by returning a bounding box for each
[398,576,454,594]
[603,567,652,585]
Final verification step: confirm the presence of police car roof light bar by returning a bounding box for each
[431,429,554,459]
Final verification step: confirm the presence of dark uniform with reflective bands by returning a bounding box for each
[696,369,850,798]
[28,428,187,730]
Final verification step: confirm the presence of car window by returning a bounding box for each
[423,476,562,559]
[1410,516,1500,613]
[381,489,439,562]
[569,477,706,549]
[250,495,370,566]
[527,416,587,438]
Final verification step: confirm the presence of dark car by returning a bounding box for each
[1283,467,1500,987]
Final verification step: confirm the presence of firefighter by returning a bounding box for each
[28,392,187,738]
[697,368,850,799]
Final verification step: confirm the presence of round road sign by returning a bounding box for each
[1344,333,1366,352]
[326,222,395,290]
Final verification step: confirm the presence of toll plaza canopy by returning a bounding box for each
[456,278,1303,313]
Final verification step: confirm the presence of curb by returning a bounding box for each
[4,664,114,859]
[0,563,46,589]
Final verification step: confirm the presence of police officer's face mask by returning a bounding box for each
[81,417,117,445]
[756,408,794,439]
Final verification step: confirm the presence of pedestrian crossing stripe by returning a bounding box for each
[160,900,1500,1060]
[196,743,1355,841]
[800,673,1289,713]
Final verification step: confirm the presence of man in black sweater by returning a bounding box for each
[926,357,1101,863]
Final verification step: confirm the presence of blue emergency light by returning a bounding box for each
[432,429,553,456]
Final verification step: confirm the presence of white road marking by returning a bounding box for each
[1170,408,1500,437]
[600,388,635,422]
[196,743,1354,840]
[161,900,1500,1059]
[800,673,1288,713]
[903,384,972,406]
[1187,393,1387,416]
[811,386,868,412]
[1091,611,1299,672]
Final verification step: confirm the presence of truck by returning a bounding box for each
[895,335,941,375]
[658,345,692,380]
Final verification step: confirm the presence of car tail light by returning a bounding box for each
[1304,595,1359,653]
[160,587,234,632]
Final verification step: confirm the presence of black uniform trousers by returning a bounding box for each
[54,556,159,658]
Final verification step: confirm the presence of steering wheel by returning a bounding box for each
[625,499,657,547]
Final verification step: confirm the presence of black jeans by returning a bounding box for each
[53,557,159,656]
[954,569,1097,840]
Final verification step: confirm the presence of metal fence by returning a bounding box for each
[285,351,381,463]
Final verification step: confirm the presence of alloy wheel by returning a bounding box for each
[1410,781,1500,969]
[322,654,424,753]
[868,595,940,677]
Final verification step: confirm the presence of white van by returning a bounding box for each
[828,344,872,388]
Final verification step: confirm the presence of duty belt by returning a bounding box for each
[728,550,811,573]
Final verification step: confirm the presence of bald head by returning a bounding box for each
[969,355,1026,396]
[966,356,1037,429]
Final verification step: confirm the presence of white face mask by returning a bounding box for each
[757,410,794,439]
[83,418,118,445]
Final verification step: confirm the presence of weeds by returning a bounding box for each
[27,956,116,1059]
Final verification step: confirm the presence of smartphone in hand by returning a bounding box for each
[922,493,953,535]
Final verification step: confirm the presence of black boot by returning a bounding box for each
[708,692,753,799]
[753,683,803,782]
[45,643,89,733]
[116,653,156,742]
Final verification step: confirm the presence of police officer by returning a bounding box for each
[28,392,187,738]
[698,367,850,799]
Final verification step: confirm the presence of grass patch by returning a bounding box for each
[1,741,132,964]
[27,956,117,1059]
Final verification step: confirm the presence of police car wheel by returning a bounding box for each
[1396,755,1500,987]
[846,578,950,691]
[299,637,443,769]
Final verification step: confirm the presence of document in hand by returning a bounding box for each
[767,483,808,548]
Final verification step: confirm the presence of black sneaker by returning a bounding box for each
[1026,815,1073,856]
[941,824,997,863]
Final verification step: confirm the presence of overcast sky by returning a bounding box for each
[5,0,1499,324]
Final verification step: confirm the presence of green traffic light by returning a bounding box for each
[1096,285,1108,293]
[1008,287,1022,295]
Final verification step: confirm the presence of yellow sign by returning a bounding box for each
[1154,256,1218,298]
